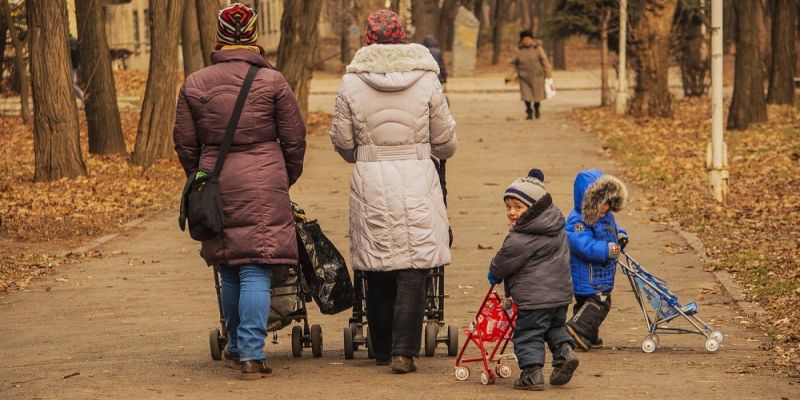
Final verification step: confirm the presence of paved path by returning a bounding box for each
[1,85,796,399]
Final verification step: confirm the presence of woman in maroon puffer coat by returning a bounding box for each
[173,3,306,380]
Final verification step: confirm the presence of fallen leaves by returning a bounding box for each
[572,98,800,376]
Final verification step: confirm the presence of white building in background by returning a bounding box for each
[67,0,283,71]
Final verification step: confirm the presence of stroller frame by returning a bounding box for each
[453,286,517,385]
[342,159,458,359]
[617,251,724,353]
[208,264,324,360]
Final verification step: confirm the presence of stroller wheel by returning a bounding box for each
[424,321,439,357]
[447,325,459,357]
[209,329,223,361]
[349,322,362,351]
[651,334,660,347]
[480,371,495,385]
[641,336,657,353]
[704,338,720,353]
[343,327,354,360]
[291,326,303,357]
[495,364,513,379]
[311,324,323,357]
[454,366,470,381]
[710,330,724,343]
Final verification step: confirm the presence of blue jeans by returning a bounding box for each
[219,265,272,362]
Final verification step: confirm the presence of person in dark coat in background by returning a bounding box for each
[487,169,579,390]
[172,3,306,380]
[68,34,84,102]
[422,35,447,86]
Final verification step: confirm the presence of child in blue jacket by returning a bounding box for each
[565,169,628,351]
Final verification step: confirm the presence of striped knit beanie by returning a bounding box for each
[504,169,547,207]
[364,10,406,45]
[216,3,258,46]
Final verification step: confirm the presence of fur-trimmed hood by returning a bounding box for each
[573,169,628,225]
[346,43,440,92]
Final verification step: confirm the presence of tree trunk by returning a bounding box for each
[677,1,709,97]
[277,0,323,120]
[4,0,31,124]
[629,0,678,117]
[411,0,441,43]
[181,0,204,77]
[26,0,86,181]
[600,7,610,106]
[491,0,505,65]
[438,0,461,51]
[475,0,487,49]
[552,36,566,70]
[391,0,401,13]
[727,0,768,129]
[131,0,182,167]
[766,0,796,104]
[75,0,126,156]
[0,1,7,80]
[195,0,218,67]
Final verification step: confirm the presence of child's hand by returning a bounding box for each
[487,271,502,285]
[618,235,629,250]
[608,242,621,259]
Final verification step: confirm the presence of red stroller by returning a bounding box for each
[454,285,518,385]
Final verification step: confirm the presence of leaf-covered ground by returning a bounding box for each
[572,99,800,376]
[0,107,332,292]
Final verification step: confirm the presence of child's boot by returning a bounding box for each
[514,366,545,391]
[550,343,579,386]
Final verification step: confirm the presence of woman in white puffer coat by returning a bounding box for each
[329,10,457,374]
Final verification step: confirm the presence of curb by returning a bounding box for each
[675,228,769,319]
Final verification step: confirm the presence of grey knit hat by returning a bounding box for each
[504,169,547,207]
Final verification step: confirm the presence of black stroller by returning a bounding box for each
[208,263,323,359]
[342,159,459,359]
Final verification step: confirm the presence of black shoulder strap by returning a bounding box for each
[211,64,260,181]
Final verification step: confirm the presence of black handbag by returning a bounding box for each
[179,64,259,241]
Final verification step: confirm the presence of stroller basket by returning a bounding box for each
[618,251,724,353]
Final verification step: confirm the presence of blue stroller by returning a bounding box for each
[617,251,725,353]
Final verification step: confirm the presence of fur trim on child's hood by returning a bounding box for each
[572,169,628,225]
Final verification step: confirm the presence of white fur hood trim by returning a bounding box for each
[347,43,440,74]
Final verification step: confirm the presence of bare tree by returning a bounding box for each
[0,1,7,80]
[628,0,678,117]
[75,0,126,155]
[492,0,506,65]
[727,0,767,129]
[600,7,611,106]
[411,0,440,43]
[195,0,218,67]
[132,0,182,167]
[3,0,30,124]
[675,0,709,97]
[390,0,401,13]
[26,0,86,180]
[181,0,204,77]
[277,0,323,119]
[437,0,462,50]
[766,0,796,104]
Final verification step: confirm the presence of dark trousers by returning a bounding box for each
[365,269,427,359]
[568,293,612,347]
[513,306,574,369]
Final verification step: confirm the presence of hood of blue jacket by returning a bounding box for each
[572,169,604,212]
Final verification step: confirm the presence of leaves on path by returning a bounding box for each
[572,98,800,376]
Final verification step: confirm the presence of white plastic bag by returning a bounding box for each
[545,78,556,99]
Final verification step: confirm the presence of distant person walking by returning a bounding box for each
[68,34,84,102]
[172,3,306,380]
[329,10,457,374]
[422,35,447,88]
[510,30,552,120]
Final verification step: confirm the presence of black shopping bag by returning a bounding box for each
[293,203,354,315]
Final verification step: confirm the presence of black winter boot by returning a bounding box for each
[550,343,579,386]
[514,366,545,391]
[526,110,533,120]
[534,102,541,119]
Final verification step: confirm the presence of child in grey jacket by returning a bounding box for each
[487,169,579,391]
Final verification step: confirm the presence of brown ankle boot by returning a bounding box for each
[241,360,273,380]
[390,355,417,374]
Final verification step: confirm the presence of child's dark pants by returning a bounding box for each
[513,305,575,369]
[365,269,427,360]
[568,293,612,346]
